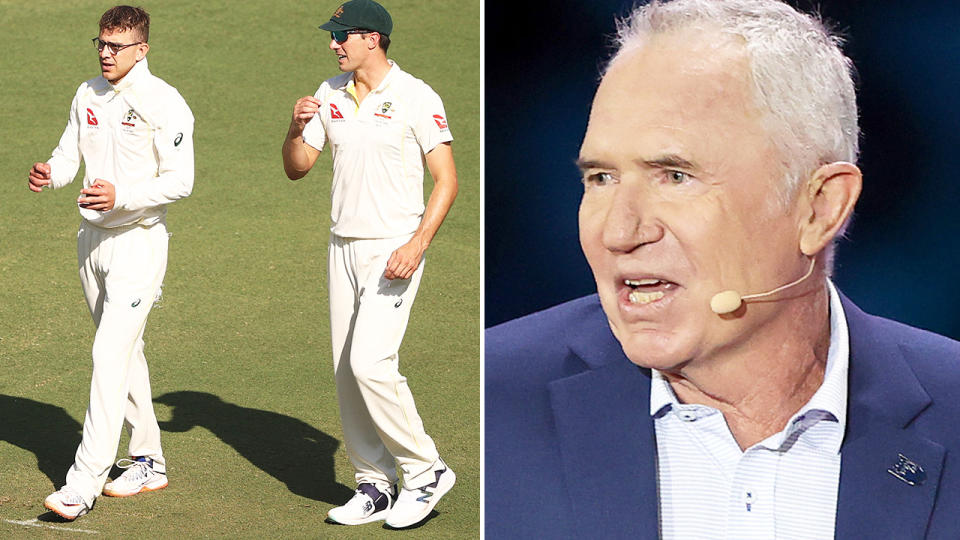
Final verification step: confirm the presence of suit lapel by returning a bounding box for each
[835,295,944,539]
[548,309,659,538]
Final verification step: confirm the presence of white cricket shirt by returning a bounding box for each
[652,280,849,540]
[302,60,453,239]
[47,58,194,228]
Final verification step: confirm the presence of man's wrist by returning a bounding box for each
[286,121,305,139]
[410,233,430,252]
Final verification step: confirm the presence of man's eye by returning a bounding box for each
[667,170,690,184]
[583,172,615,186]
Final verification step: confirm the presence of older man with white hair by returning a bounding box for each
[485,0,960,538]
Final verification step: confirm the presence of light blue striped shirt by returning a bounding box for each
[652,281,848,540]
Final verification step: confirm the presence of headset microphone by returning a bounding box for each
[710,258,816,315]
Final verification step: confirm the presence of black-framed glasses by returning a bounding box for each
[91,37,142,55]
[331,29,373,44]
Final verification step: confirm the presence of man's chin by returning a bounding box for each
[101,64,133,83]
[610,325,691,371]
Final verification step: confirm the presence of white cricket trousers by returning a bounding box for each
[65,220,168,506]
[328,234,441,491]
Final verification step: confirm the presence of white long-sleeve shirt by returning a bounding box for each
[47,58,194,228]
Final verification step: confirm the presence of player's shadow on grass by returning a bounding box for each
[155,390,352,504]
[0,395,81,487]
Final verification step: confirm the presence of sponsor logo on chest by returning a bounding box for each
[85,108,101,131]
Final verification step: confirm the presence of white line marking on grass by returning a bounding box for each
[5,518,99,534]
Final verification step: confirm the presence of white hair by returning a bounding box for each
[608,0,860,270]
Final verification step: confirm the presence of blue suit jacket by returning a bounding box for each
[485,293,960,539]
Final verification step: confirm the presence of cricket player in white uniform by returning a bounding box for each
[27,5,194,521]
[281,0,458,528]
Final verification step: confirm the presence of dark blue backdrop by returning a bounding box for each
[485,0,960,341]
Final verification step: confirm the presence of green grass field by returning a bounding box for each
[0,0,480,537]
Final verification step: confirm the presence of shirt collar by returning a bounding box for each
[650,279,849,452]
[109,58,149,92]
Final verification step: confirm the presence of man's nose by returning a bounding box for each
[601,186,663,253]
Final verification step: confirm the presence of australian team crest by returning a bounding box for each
[121,108,140,128]
[375,101,393,119]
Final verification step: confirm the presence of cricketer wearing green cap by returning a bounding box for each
[281,0,459,530]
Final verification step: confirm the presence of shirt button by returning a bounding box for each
[743,491,757,511]
[678,411,697,422]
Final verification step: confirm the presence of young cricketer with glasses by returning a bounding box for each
[27,5,194,520]
[282,0,458,529]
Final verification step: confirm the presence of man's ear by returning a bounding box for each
[136,42,150,61]
[798,161,862,256]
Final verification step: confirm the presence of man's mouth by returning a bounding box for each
[623,278,676,305]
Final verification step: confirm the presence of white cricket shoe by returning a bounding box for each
[386,460,456,528]
[327,483,396,525]
[44,486,91,520]
[102,457,168,497]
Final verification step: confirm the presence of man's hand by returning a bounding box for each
[291,96,321,133]
[282,96,323,180]
[78,179,116,211]
[28,162,52,192]
[384,238,427,280]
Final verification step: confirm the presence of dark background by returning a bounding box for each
[485,0,960,341]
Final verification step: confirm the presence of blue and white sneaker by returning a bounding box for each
[327,483,396,525]
[103,457,168,497]
[44,486,91,520]
[386,459,456,528]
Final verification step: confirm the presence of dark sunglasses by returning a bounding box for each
[331,29,373,43]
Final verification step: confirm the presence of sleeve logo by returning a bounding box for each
[86,108,99,126]
[330,103,344,119]
[433,114,448,129]
[174,133,184,147]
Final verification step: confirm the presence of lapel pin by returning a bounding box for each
[887,453,926,486]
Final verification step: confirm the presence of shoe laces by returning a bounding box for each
[56,486,86,505]
[115,457,153,481]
